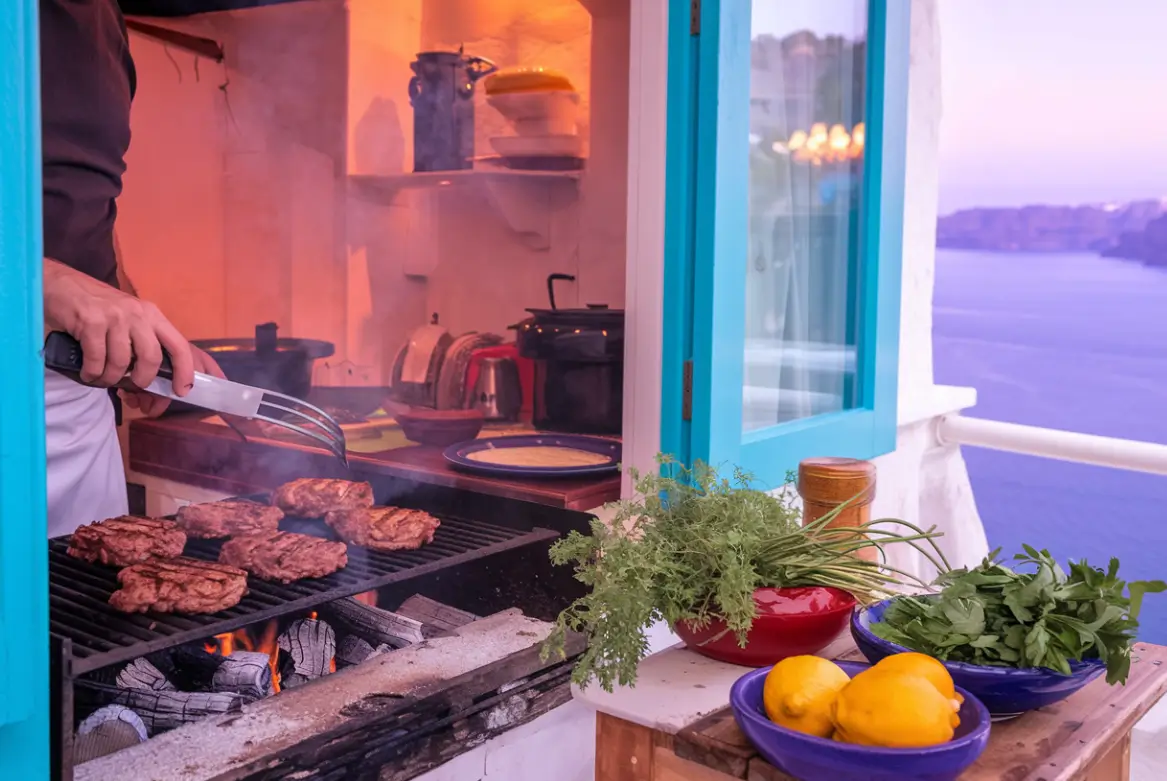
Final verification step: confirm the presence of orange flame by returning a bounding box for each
[205,620,282,693]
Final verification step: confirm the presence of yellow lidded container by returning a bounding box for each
[485,67,576,96]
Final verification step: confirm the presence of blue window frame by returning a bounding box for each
[662,0,910,487]
[0,0,51,777]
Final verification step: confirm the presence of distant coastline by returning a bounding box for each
[936,200,1167,266]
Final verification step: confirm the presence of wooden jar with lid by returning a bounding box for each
[797,457,877,562]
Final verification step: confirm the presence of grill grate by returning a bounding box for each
[51,512,557,675]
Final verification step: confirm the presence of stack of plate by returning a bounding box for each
[484,67,585,170]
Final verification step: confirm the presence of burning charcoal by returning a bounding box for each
[335,635,376,669]
[277,618,336,688]
[116,658,176,693]
[146,644,225,691]
[211,651,274,701]
[397,594,480,638]
[319,597,424,649]
[107,689,244,734]
[74,705,148,763]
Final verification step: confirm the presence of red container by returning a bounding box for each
[465,343,535,417]
[674,586,856,667]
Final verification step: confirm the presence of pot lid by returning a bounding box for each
[193,338,336,360]
[192,323,335,360]
[522,303,625,328]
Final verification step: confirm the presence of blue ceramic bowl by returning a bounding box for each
[852,599,1106,719]
[730,661,990,781]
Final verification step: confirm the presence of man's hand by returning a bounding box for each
[120,345,225,418]
[43,258,195,393]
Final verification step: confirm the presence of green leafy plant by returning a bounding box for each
[543,457,950,692]
[871,545,1167,685]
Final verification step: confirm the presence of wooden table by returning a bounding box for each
[129,415,621,511]
[589,643,1167,781]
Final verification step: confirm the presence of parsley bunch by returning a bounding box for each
[871,546,1166,685]
[544,458,950,692]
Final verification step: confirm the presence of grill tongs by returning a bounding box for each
[43,331,349,466]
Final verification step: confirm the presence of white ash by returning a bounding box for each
[278,618,336,688]
[319,598,423,648]
[75,705,150,764]
[74,611,554,781]
[116,659,176,693]
[211,651,274,701]
[79,705,149,743]
[106,689,245,734]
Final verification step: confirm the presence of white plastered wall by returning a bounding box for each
[869,0,989,579]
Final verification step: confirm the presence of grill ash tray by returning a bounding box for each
[50,508,557,675]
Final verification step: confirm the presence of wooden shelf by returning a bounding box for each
[348,168,582,251]
[349,168,580,201]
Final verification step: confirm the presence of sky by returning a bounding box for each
[752,1,1167,215]
[938,0,1167,214]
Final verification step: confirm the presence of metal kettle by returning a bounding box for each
[471,356,522,422]
[408,46,497,172]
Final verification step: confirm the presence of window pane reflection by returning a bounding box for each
[743,1,867,432]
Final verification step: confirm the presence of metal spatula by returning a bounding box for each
[43,331,349,466]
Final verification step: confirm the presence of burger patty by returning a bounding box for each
[219,531,348,583]
[324,506,441,552]
[271,478,374,518]
[109,557,248,614]
[175,500,285,539]
[67,516,187,567]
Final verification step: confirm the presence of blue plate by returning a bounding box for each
[852,599,1106,719]
[731,661,991,781]
[442,434,621,478]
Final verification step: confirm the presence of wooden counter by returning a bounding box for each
[128,415,621,512]
[585,642,1167,781]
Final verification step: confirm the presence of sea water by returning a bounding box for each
[934,249,1167,643]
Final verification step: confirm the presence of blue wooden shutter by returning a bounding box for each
[662,0,910,487]
[0,0,52,776]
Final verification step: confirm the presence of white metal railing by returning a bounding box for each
[937,414,1167,476]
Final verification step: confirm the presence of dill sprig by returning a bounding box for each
[543,456,950,692]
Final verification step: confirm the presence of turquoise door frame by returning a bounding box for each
[661,0,911,487]
[0,0,52,778]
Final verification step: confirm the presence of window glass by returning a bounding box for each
[744,1,868,432]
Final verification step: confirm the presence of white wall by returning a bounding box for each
[870,0,988,578]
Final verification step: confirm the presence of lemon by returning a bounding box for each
[762,656,851,738]
[831,669,961,748]
[874,652,964,705]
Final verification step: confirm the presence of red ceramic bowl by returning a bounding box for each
[674,586,857,667]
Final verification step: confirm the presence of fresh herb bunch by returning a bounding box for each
[543,457,950,692]
[871,545,1167,685]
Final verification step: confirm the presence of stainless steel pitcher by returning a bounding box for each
[471,356,522,422]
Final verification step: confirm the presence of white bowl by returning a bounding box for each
[487,90,580,136]
[490,135,583,158]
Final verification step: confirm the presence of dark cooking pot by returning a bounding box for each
[194,323,334,400]
[511,274,624,435]
[512,273,624,362]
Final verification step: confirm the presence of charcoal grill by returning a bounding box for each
[50,510,556,675]
[48,484,590,781]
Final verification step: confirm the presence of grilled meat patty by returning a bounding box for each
[219,531,348,583]
[109,557,248,614]
[324,506,440,551]
[67,516,187,567]
[271,478,374,518]
[176,500,285,539]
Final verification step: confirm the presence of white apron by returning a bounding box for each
[44,369,127,537]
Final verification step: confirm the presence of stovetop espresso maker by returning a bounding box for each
[408,47,497,172]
